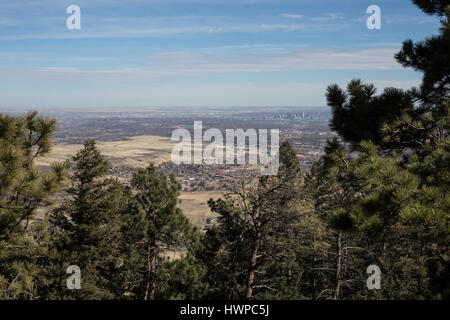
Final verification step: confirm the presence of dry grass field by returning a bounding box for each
[36,135,176,168]
[178,191,224,227]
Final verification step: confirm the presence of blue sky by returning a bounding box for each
[0,0,442,108]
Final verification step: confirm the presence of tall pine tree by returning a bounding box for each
[48,140,128,299]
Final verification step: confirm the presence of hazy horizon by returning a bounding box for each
[1,105,330,112]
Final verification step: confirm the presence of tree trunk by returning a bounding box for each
[245,236,261,300]
[312,233,317,300]
[334,231,343,300]
[144,237,156,300]
[312,256,317,300]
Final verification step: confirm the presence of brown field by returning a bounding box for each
[36,135,176,168]
[178,191,224,227]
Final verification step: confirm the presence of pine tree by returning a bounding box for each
[0,111,66,299]
[396,1,450,105]
[316,0,450,299]
[123,164,197,300]
[0,111,65,240]
[305,139,377,300]
[207,142,304,299]
[0,221,52,299]
[48,139,128,299]
[327,3,449,154]
[157,253,209,300]
[326,80,414,150]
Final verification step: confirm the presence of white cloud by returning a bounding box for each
[311,13,344,22]
[139,47,400,74]
[281,13,304,19]
[0,46,408,108]
[0,21,340,40]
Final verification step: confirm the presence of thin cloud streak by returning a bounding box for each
[0,47,401,83]
[0,22,343,40]
[141,48,400,74]
[281,13,304,19]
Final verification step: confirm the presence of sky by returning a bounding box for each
[0,0,443,109]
